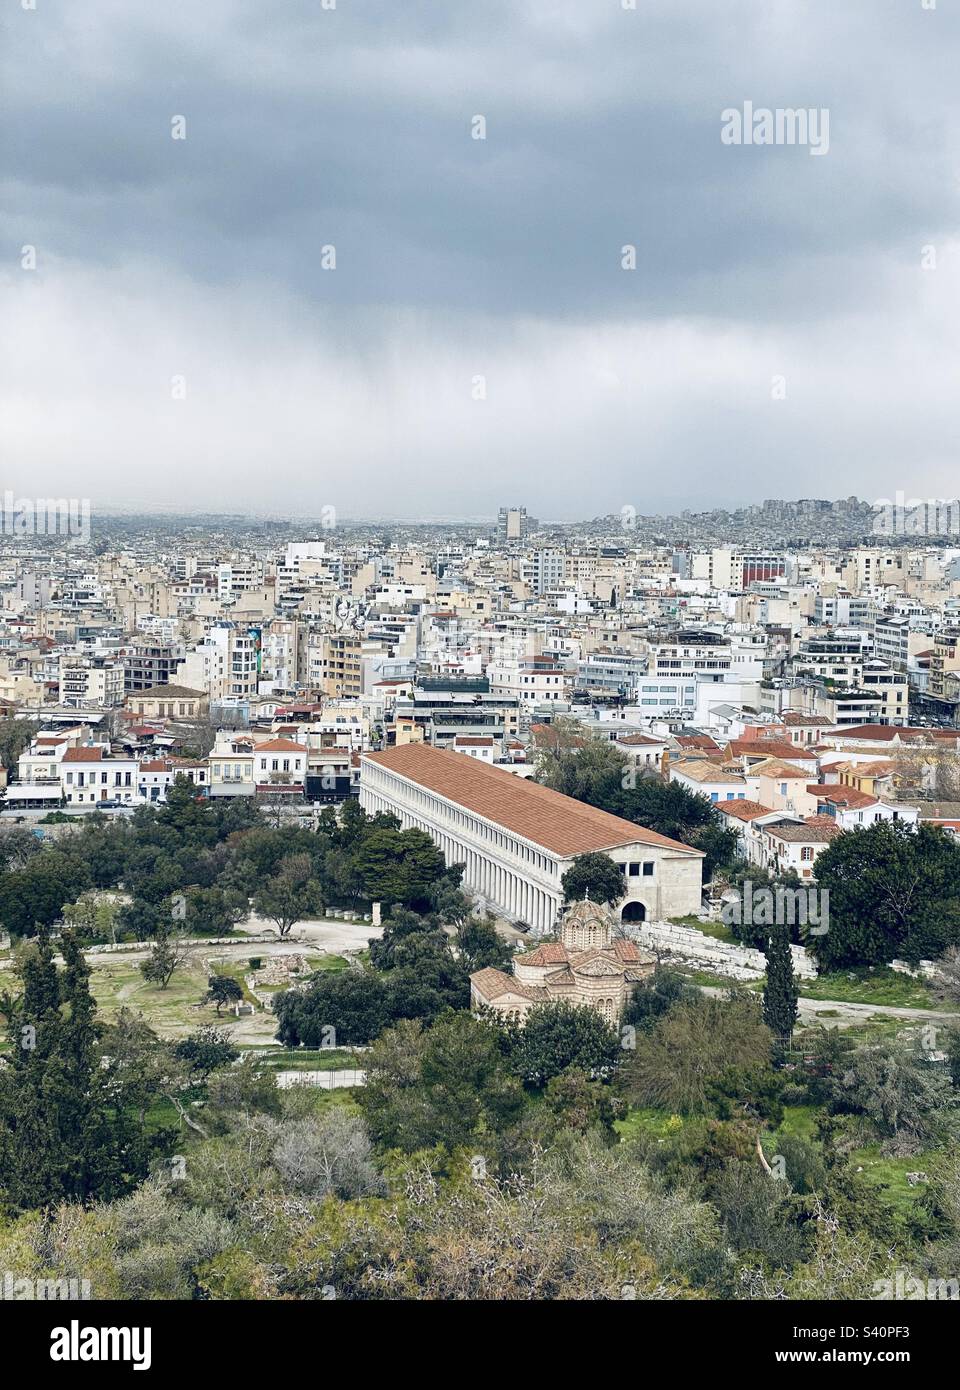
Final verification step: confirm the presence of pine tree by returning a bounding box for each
[0,928,157,1210]
[762,921,799,1050]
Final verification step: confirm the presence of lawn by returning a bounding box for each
[87,954,264,1038]
[669,913,738,945]
[306,954,350,973]
[848,1142,939,1221]
[799,967,950,1011]
[251,1047,361,1072]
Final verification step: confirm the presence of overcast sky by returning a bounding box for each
[2,0,959,521]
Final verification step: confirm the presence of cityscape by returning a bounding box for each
[2,0,959,1358]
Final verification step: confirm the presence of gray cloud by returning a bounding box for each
[2,0,959,517]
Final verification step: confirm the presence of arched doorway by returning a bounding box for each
[621,900,646,924]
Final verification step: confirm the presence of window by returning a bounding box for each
[642,862,654,877]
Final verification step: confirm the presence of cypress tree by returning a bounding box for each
[762,921,799,1050]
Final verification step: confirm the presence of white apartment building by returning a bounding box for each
[58,654,125,708]
[61,747,139,805]
[176,624,260,702]
[360,744,703,932]
[488,657,568,708]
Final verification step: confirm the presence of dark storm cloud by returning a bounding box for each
[5,0,958,318]
[2,0,959,516]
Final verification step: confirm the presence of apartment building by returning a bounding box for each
[58,653,125,708]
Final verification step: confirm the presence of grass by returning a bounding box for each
[668,913,738,945]
[799,967,949,1011]
[615,1106,688,1142]
[306,954,349,973]
[848,1142,938,1221]
[686,919,737,945]
[760,1103,937,1224]
[86,954,273,1039]
[252,1047,361,1072]
[762,1102,822,1148]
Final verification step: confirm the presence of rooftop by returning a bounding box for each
[363,743,702,859]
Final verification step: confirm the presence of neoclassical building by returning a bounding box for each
[470,898,657,1023]
[360,744,703,933]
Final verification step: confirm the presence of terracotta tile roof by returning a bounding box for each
[516,942,569,966]
[62,746,106,763]
[363,744,702,858]
[749,758,811,779]
[807,784,876,809]
[252,737,307,753]
[726,739,815,762]
[717,799,776,821]
[782,713,833,726]
[470,967,545,1002]
[764,819,840,844]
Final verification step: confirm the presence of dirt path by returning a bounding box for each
[701,984,957,1029]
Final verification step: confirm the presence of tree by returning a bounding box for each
[367,907,437,970]
[817,1038,960,1153]
[0,827,42,873]
[507,1001,622,1087]
[624,991,774,1114]
[271,1111,386,1200]
[174,1026,239,1078]
[253,853,324,937]
[534,720,627,807]
[456,915,514,973]
[384,935,471,1021]
[623,967,697,1032]
[813,821,960,968]
[274,969,390,1047]
[61,890,122,944]
[352,826,447,908]
[0,849,91,937]
[140,923,190,989]
[206,974,244,1015]
[561,852,624,906]
[762,922,799,1048]
[0,717,37,773]
[359,1012,525,1154]
[615,778,716,844]
[0,928,159,1209]
[931,945,960,1008]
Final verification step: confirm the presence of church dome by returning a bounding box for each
[560,897,617,952]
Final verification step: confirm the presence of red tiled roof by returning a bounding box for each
[726,740,815,762]
[470,967,545,1003]
[516,942,569,966]
[363,744,702,859]
[717,799,776,821]
[62,747,106,763]
[807,782,877,806]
